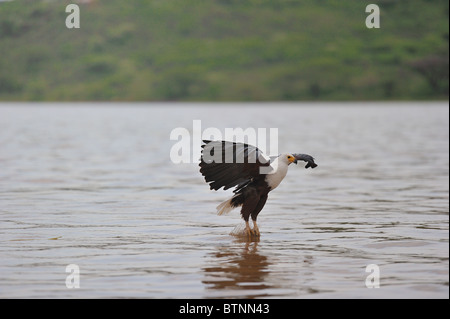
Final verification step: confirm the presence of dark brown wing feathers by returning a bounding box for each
[199,140,269,190]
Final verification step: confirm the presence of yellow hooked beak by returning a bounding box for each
[287,155,297,164]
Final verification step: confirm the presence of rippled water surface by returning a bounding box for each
[0,102,448,298]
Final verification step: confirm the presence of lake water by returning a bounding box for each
[0,102,448,299]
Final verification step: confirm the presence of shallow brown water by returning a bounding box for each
[0,102,448,298]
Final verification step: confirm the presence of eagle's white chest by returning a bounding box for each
[265,158,289,190]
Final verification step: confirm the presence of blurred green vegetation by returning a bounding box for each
[0,0,448,101]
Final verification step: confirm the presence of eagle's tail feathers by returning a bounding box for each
[216,194,242,215]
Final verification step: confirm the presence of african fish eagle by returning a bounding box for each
[199,140,317,237]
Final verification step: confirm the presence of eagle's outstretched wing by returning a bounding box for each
[199,140,270,191]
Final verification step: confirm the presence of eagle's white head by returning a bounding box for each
[265,154,296,190]
[280,154,298,165]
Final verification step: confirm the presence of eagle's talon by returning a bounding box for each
[244,221,253,238]
[250,229,260,237]
[251,221,260,237]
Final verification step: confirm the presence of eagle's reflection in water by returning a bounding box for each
[202,237,273,298]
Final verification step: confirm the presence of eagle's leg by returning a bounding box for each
[251,220,260,237]
[244,220,253,238]
[241,193,267,238]
[249,195,267,237]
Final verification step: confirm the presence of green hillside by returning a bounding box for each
[0,0,448,101]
